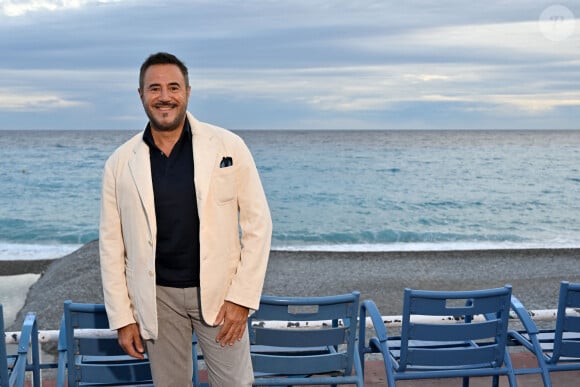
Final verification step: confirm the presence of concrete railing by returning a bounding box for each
[5,308,573,345]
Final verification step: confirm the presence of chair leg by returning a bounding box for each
[462,376,469,387]
[540,370,552,387]
[529,335,551,387]
[502,349,517,387]
[31,325,40,387]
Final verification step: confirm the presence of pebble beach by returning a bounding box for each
[4,241,580,333]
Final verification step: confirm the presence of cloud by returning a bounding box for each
[0,0,121,17]
[0,88,84,111]
[192,57,580,117]
[0,68,131,114]
[0,1,578,129]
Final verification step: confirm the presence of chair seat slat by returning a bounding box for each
[253,326,347,347]
[558,341,580,359]
[406,344,501,368]
[251,352,347,375]
[408,320,499,342]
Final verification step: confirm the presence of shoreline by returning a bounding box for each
[4,242,580,333]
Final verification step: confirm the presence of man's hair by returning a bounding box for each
[139,52,189,89]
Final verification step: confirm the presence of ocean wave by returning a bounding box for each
[274,229,529,245]
[271,240,580,252]
[0,243,82,261]
[1,239,579,261]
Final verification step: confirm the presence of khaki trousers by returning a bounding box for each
[144,286,254,387]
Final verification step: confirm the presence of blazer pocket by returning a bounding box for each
[212,167,236,205]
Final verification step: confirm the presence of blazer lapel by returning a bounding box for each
[189,113,219,217]
[128,140,156,237]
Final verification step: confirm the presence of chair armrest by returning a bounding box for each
[508,295,543,353]
[57,315,67,352]
[510,296,539,334]
[14,312,40,387]
[17,313,37,354]
[360,299,388,342]
[359,299,398,381]
[508,295,554,367]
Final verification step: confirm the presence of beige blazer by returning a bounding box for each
[99,112,272,339]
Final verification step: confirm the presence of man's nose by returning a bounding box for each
[159,87,170,100]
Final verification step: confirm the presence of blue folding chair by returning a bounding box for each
[249,291,363,386]
[56,301,153,387]
[0,305,39,387]
[509,281,580,386]
[359,286,516,386]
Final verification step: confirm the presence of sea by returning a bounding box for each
[1,129,580,261]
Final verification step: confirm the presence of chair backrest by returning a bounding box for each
[552,281,580,362]
[0,304,9,387]
[0,305,39,387]
[62,301,152,386]
[398,285,512,371]
[248,291,360,381]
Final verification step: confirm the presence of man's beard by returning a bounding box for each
[144,103,187,132]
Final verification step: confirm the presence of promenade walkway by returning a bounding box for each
[359,352,579,386]
[28,352,580,386]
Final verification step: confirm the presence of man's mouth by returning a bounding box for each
[155,103,176,111]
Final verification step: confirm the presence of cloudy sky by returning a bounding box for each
[0,0,578,130]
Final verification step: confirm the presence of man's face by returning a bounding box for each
[139,64,191,132]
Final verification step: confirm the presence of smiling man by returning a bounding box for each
[99,52,272,386]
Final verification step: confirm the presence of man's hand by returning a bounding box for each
[214,301,249,347]
[117,323,145,359]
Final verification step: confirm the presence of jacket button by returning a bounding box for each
[148,270,154,277]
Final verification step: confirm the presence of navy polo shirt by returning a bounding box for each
[143,120,200,288]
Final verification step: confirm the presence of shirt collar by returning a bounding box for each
[143,118,192,149]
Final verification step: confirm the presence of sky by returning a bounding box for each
[0,0,579,130]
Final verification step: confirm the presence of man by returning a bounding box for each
[99,52,272,386]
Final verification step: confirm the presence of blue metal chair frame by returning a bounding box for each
[0,305,39,387]
[56,301,153,387]
[57,301,207,386]
[191,332,208,387]
[509,281,580,387]
[248,291,363,386]
[359,286,516,386]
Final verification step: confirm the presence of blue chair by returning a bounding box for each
[509,281,580,386]
[0,305,39,387]
[56,301,153,387]
[248,291,363,386]
[191,332,208,387]
[359,286,516,386]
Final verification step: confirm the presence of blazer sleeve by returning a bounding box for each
[99,156,137,330]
